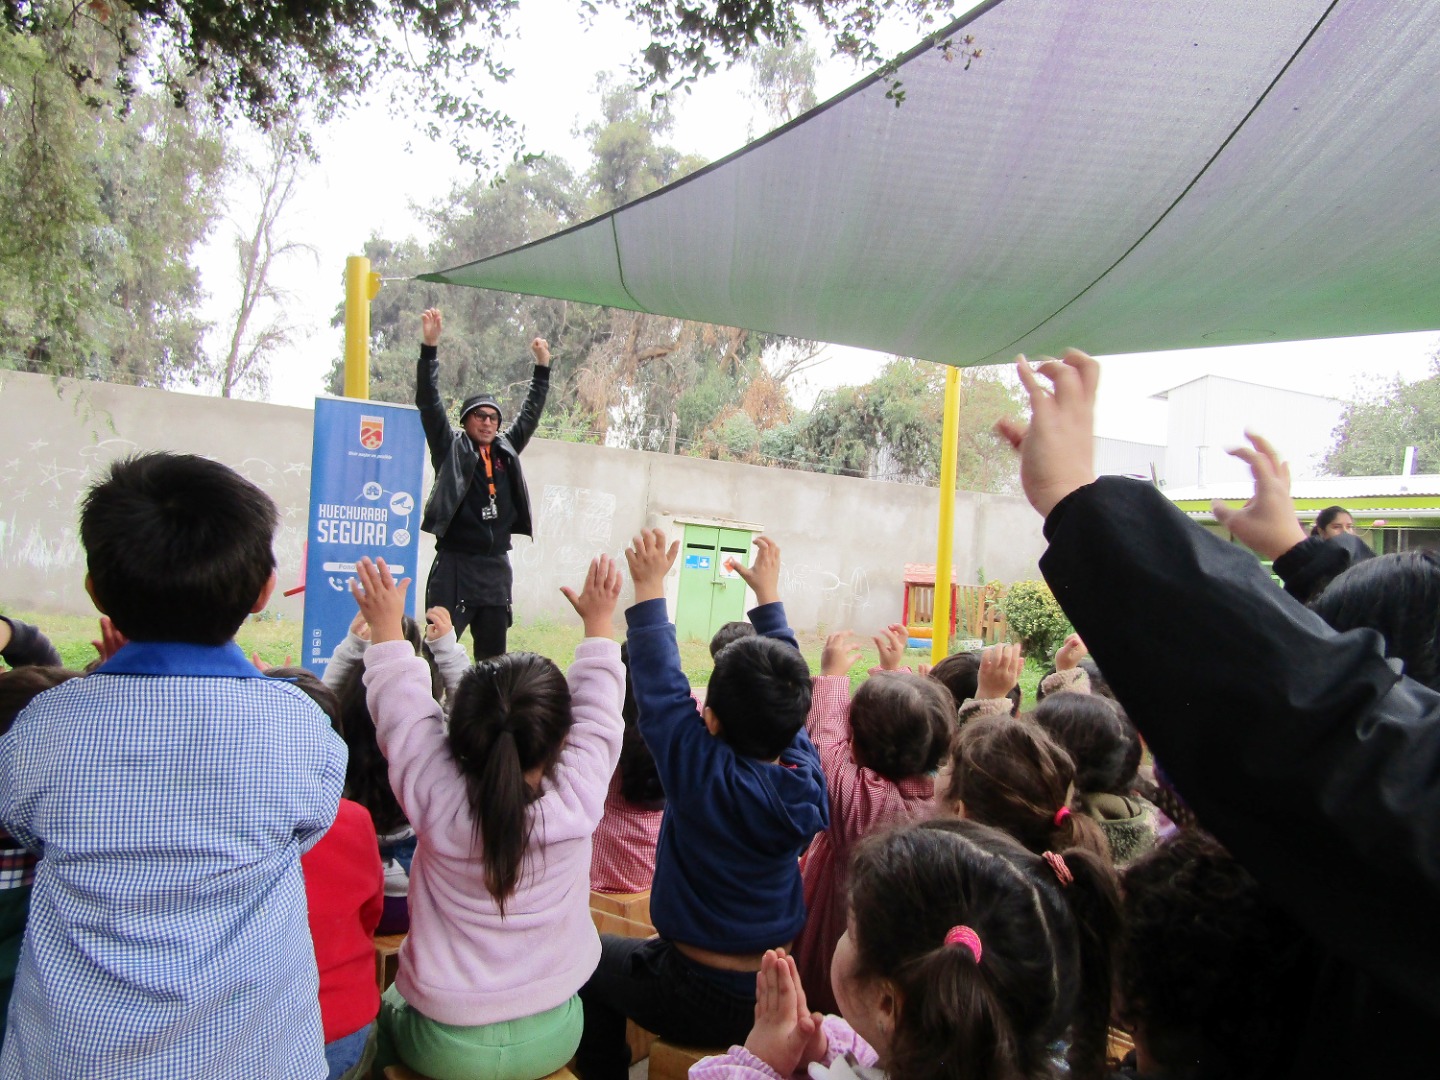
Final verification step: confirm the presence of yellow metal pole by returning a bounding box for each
[932,365,962,664]
[343,256,382,399]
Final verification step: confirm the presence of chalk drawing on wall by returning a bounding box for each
[510,485,621,614]
[780,564,873,614]
[539,484,617,548]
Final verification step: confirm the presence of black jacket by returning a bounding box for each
[0,616,62,669]
[1271,532,1376,605]
[1040,478,1438,1077]
[415,344,549,541]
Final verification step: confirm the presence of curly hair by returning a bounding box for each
[1118,831,1314,1079]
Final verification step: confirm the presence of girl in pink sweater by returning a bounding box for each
[350,554,626,1080]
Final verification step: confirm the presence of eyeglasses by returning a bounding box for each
[471,411,500,424]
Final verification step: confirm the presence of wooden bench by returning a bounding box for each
[1106,1026,1136,1066]
[648,1040,723,1080]
[589,889,651,925]
[385,1067,575,1080]
[374,933,405,992]
[589,909,656,939]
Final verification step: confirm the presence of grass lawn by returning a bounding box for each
[7,608,1050,702]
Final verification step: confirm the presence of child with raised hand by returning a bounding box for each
[0,452,345,1079]
[576,531,827,1078]
[696,818,1122,1080]
[792,630,954,1014]
[999,347,1440,1072]
[352,552,626,1080]
[928,642,1024,721]
[322,606,469,695]
[329,611,453,935]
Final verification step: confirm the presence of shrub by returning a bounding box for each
[998,580,1073,659]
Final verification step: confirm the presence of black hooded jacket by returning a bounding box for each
[415,344,549,542]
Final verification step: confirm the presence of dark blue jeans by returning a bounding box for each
[574,936,757,1080]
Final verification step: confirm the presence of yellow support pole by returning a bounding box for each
[343,256,382,399]
[931,365,962,665]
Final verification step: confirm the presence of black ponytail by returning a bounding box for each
[1045,849,1123,1080]
[617,641,664,808]
[848,819,1121,1080]
[889,945,1019,1080]
[447,652,572,914]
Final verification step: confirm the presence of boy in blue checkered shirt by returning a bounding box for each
[0,454,346,1079]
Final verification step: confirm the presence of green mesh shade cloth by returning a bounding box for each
[422,0,1440,365]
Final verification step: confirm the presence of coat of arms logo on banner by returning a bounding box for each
[359,415,384,450]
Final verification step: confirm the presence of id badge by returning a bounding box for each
[481,498,498,521]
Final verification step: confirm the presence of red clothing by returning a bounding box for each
[793,676,935,1014]
[301,798,384,1042]
[590,771,663,894]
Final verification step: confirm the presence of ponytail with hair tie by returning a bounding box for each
[1053,806,1072,826]
[943,925,984,963]
[446,652,574,916]
[1043,850,1073,886]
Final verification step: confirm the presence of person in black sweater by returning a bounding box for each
[0,617,61,670]
[415,308,552,659]
[995,349,1438,1077]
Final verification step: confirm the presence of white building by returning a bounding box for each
[1148,375,1343,487]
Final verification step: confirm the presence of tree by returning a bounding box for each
[3,0,962,165]
[748,41,819,131]
[0,17,226,383]
[211,129,310,398]
[1324,353,1440,476]
[780,359,1024,490]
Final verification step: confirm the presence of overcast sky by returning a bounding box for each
[191,0,1440,448]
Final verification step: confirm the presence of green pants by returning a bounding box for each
[373,984,582,1080]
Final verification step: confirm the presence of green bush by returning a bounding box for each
[998,580,1073,660]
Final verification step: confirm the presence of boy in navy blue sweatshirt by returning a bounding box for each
[575,530,828,1078]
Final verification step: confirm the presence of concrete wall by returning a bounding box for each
[0,371,1048,637]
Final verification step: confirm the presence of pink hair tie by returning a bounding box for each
[1053,806,1072,827]
[943,925,983,963]
[1043,851,1073,887]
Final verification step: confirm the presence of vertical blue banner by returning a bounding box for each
[303,398,426,678]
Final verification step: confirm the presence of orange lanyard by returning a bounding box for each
[479,445,497,501]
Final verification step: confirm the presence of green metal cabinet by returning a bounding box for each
[675,524,755,643]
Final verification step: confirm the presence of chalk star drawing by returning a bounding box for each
[39,461,81,491]
[284,462,309,476]
[27,439,48,452]
[4,459,19,471]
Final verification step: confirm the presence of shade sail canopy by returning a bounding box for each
[422,0,1440,366]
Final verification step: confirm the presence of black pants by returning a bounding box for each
[425,549,512,660]
[574,936,757,1080]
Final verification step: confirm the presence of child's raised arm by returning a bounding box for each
[626,528,679,606]
[727,535,801,652]
[348,557,412,644]
[1004,348,1440,1013]
[546,555,626,834]
[561,553,624,639]
[727,534,781,607]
